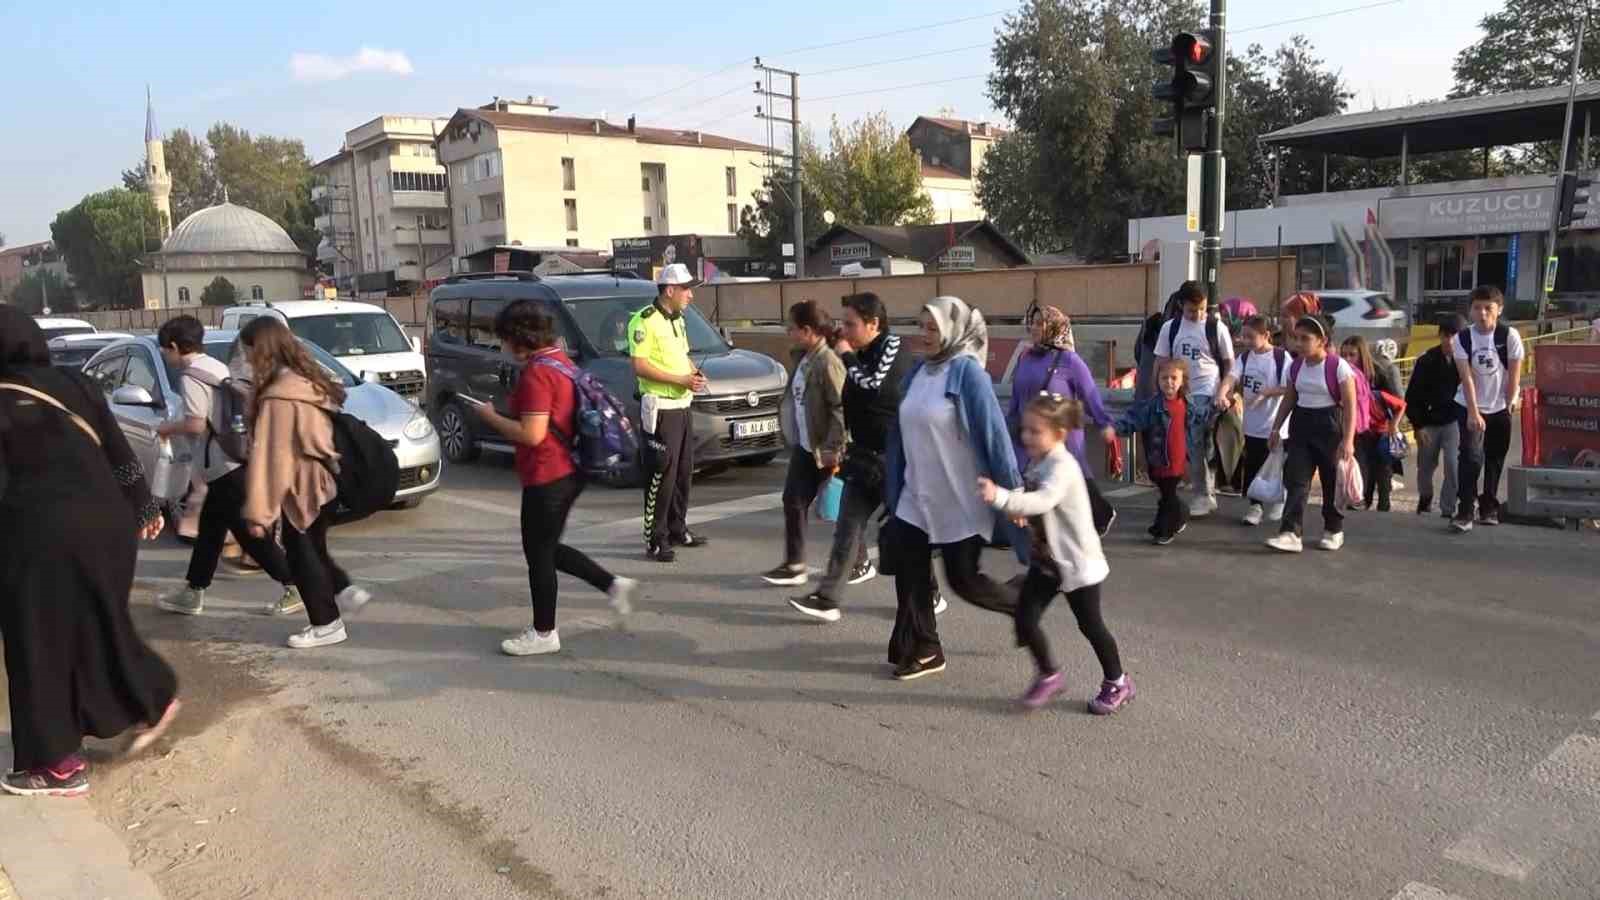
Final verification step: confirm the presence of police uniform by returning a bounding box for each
[629,298,695,553]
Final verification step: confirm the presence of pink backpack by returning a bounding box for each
[1289,357,1371,434]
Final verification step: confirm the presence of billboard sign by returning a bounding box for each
[1379,186,1555,238]
[1536,344,1600,468]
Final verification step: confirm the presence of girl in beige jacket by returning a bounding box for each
[240,318,370,649]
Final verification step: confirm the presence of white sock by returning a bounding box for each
[1112,674,1128,687]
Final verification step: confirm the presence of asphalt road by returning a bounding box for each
[88,452,1600,899]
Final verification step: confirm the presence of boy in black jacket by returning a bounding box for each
[1404,315,1464,517]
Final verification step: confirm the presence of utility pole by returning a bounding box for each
[1542,14,1586,320]
[1200,0,1227,306]
[755,59,804,279]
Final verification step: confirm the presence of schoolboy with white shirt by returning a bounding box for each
[1450,285,1525,533]
[1153,280,1235,517]
[1234,316,1290,525]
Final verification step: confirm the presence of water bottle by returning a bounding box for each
[230,411,246,436]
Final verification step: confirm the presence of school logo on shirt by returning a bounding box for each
[1240,372,1263,395]
[1473,348,1500,372]
[1180,340,1207,362]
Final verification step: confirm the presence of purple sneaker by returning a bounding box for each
[1020,671,1066,710]
[1089,677,1136,715]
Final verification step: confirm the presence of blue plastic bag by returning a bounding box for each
[815,475,843,522]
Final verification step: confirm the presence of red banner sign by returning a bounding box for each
[1535,344,1600,468]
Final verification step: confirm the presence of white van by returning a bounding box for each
[220,300,427,402]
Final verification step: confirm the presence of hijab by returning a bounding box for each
[1029,306,1074,353]
[0,306,51,377]
[923,296,988,369]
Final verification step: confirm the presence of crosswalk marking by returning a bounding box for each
[1104,484,1152,499]
[1390,882,1469,900]
[1531,734,1600,801]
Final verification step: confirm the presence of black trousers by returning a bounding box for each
[1151,477,1187,539]
[643,406,693,548]
[1240,436,1272,508]
[1281,407,1344,537]
[887,521,1016,666]
[1456,406,1512,520]
[1015,573,1122,680]
[280,506,351,628]
[1086,477,1116,535]
[522,475,614,633]
[186,466,293,590]
[781,450,828,566]
[1356,432,1394,507]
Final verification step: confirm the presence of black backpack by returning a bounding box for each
[323,410,399,520]
[183,368,252,466]
[1457,324,1512,372]
[1165,313,1231,380]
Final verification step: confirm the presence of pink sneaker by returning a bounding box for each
[1020,671,1066,710]
[1088,677,1135,715]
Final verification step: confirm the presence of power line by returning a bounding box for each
[808,74,989,104]
[803,43,991,78]
[654,82,754,121]
[629,58,754,112]
[1234,0,1406,35]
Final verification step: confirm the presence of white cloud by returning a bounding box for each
[291,47,414,83]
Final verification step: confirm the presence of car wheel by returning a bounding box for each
[437,401,480,464]
[737,452,780,468]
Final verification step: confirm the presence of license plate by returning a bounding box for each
[732,417,780,439]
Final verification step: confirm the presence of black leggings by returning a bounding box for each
[1356,433,1393,507]
[1240,435,1272,508]
[281,506,351,628]
[522,475,615,633]
[1014,573,1121,679]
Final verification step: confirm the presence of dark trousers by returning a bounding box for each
[1281,407,1344,537]
[1086,477,1116,534]
[1356,433,1394,508]
[1151,476,1187,539]
[522,475,614,633]
[1456,406,1512,520]
[1015,573,1122,680]
[781,450,829,566]
[281,506,351,628]
[186,466,293,590]
[887,523,1016,666]
[817,479,874,600]
[1240,436,1272,508]
[643,406,693,548]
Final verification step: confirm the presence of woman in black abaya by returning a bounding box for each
[0,308,178,796]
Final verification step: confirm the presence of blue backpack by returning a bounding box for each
[531,357,641,482]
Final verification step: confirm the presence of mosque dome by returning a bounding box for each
[163,202,301,255]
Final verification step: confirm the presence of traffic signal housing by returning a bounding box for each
[1558,171,1593,229]
[1151,30,1219,152]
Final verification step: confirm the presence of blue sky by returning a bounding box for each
[0,0,1498,246]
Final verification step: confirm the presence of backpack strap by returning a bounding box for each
[1165,318,1178,357]
[0,382,102,447]
[1494,323,1511,371]
[1273,347,1288,383]
[1288,357,1303,393]
[1325,359,1341,406]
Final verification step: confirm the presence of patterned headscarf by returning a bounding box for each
[1031,306,1075,353]
[923,296,988,368]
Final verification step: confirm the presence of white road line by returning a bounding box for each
[1531,734,1600,801]
[1104,484,1152,498]
[1390,883,1469,900]
[566,491,785,542]
[431,492,522,518]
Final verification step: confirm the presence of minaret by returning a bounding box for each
[145,86,173,238]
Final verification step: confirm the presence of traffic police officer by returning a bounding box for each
[630,263,711,562]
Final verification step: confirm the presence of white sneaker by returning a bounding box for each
[336,585,372,616]
[1265,532,1303,553]
[1317,532,1345,551]
[932,592,949,615]
[287,620,347,649]
[608,577,638,617]
[1266,501,1285,522]
[1242,506,1264,527]
[502,627,560,657]
[1189,495,1218,518]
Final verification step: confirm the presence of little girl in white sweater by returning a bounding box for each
[979,394,1134,714]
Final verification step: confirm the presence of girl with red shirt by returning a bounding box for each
[1113,358,1190,545]
[475,301,638,656]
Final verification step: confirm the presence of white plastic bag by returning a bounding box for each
[1337,455,1365,509]
[1247,448,1286,505]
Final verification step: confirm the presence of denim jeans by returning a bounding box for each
[1185,393,1217,501]
[1415,423,1460,514]
[816,480,874,601]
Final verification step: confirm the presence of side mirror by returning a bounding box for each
[112,385,159,408]
[720,327,735,347]
[411,335,422,354]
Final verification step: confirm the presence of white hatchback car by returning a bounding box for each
[220,300,427,403]
[1311,291,1410,331]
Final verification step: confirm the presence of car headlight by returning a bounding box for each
[403,412,435,441]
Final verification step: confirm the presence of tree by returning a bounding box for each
[122,128,219,228]
[8,269,74,315]
[50,189,159,309]
[200,276,238,307]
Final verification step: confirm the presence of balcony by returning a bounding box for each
[393,226,451,246]
[390,190,448,210]
[315,213,335,233]
[311,184,330,203]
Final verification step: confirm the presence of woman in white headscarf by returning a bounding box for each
[881,297,1024,681]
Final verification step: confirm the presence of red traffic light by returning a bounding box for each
[1173,32,1212,65]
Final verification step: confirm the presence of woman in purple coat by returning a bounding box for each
[1008,307,1118,534]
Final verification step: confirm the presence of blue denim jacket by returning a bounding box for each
[1114,393,1176,472]
[885,356,1024,545]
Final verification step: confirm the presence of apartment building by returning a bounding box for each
[435,96,768,263]
[312,115,451,295]
[905,116,1006,223]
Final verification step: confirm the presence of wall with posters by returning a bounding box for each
[1535,344,1600,468]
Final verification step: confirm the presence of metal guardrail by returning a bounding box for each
[1393,326,1592,383]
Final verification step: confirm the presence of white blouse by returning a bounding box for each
[895,366,992,545]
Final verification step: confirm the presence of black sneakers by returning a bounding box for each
[847,560,877,585]
[761,564,808,586]
[646,543,677,563]
[1416,497,1432,515]
[2,767,88,797]
[788,593,841,622]
[671,531,711,548]
[893,651,947,681]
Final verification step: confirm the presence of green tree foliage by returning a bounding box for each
[8,268,75,315]
[200,275,238,307]
[50,189,159,309]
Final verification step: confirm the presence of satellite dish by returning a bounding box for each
[823,210,836,226]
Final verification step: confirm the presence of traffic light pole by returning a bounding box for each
[1542,15,1585,320]
[1200,0,1227,307]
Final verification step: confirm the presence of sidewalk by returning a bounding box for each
[0,673,164,900]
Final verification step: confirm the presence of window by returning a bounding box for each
[565,199,578,232]
[727,203,738,234]
[432,297,466,345]
[250,285,264,300]
[288,313,411,356]
[178,286,190,303]
[643,215,653,232]
[378,215,385,234]
[476,150,502,181]
[85,353,126,397]
[480,194,504,222]
[124,351,160,395]
[391,171,447,192]
[464,203,477,226]
[562,157,575,191]
[725,166,737,197]
[467,298,506,351]
[642,175,651,192]
[566,238,579,248]
[567,296,728,358]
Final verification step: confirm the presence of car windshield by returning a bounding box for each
[41,326,94,340]
[205,338,360,388]
[288,313,410,357]
[49,347,101,370]
[567,297,728,357]
[1366,294,1394,312]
